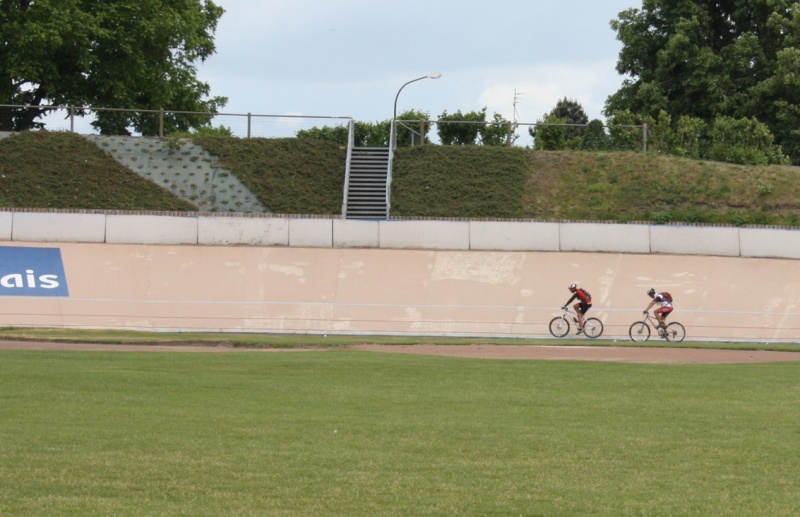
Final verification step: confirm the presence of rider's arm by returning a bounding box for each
[644,300,656,313]
[564,294,577,307]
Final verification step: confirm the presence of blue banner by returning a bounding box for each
[0,246,70,297]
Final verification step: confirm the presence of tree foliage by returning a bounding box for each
[548,97,589,140]
[529,98,589,149]
[606,109,788,165]
[437,108,486,145]
[606,0,800,162]
[0,0,227,135]
[296,110,430,147]
[581,119,611,151]
[481,113,517,147]
[393,109,433,147]
[532,115,568,151]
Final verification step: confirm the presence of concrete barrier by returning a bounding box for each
[650,225,740,256]
[288,218,333,247]
[333,219,380,248]
[469,221,559,251]
[739,228,800,259]
[198,216,289,246]
[560,222,651,253]
[379,220,470,249]
[11,212,106,243]
[0,212,12,240]
[3,210,800,260]
[106,214,198,244]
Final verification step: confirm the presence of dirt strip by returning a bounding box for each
[0,340,288,353]
[350,344,800,364]
[2,340,800,364]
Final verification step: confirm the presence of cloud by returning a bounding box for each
[472,61,624,124]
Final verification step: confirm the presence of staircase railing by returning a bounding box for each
[341,119,355,218]
[387,119,397,216]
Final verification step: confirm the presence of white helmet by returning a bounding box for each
[568,283,577,290]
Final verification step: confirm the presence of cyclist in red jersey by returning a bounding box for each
[563,283,592,334]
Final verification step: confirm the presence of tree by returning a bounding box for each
[605,110,645,151]
[295,125,351,145]
[437,108,486,145]
[296,110,428,147]
[705,116,788,166]
[529,98,589,148]
[532,115,568,151]
[605,109,787,164]
[0,0,227,134]
[606,0,800,162]
[394,109,433,147]
[548,97,589,139]
[581,120,611,151]
[480,113,517,146]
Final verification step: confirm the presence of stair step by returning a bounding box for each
[345,146,391,219]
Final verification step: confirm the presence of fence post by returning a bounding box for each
[419,120,425,146]
[642,123,648,153]
[247,113,251,138]
[69,106,75,133]
[159,109,164,137]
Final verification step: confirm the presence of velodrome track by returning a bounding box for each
[3,242,800,343]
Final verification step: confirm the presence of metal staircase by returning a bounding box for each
[342,147,390,219]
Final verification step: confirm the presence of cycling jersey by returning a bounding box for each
[654,293,672,308]
[566,288,591,306]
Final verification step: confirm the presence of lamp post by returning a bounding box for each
[393,72,442,120]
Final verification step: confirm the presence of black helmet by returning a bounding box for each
[647,288,655,297]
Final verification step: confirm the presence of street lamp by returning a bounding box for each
[393,72,442,120]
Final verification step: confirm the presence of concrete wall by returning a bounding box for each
[1,211,798,259]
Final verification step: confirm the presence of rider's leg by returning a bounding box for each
[660,309,672,328]
[574,303,585,328]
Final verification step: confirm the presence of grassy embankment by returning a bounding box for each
[2,131,800,226]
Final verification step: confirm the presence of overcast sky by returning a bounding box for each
[196,0,641,135]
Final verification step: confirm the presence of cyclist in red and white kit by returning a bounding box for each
[644,288,673,332]
[563,283,592,334]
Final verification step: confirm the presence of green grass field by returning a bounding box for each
[2,349,799,516]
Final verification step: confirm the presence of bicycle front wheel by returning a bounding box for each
[549,317,570,338]
[628,321,651,342]
[583,317,604,338]
[665,322,686,342]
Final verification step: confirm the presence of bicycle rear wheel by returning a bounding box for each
[665,322,686,342]
[628,321,651,342]
[549,316,570,338]
[583,317,604,338]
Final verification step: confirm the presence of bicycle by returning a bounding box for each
[628,312,686,342]
[549,306,604,338]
